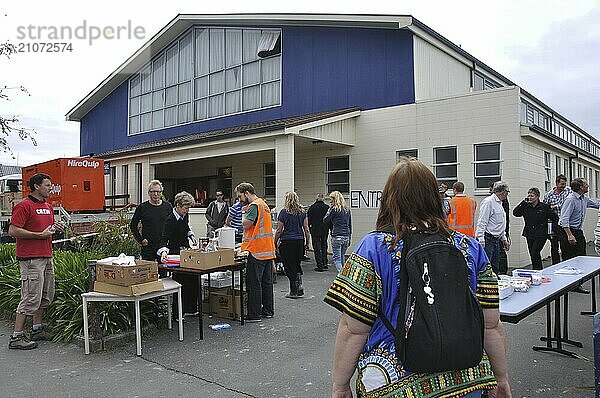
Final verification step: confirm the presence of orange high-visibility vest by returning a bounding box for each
[447,195,477,237]
[241,197,276,260]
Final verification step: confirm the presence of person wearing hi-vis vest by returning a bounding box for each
[236,182,276,323]
[447,181,477,237]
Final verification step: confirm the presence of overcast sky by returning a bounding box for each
[1,0,598,166]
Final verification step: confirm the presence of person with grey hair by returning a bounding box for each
[308,193,330,271]
[559,178,599,294]
[476,181,511,274]
[130,180,173,263]
[158,191,199,315]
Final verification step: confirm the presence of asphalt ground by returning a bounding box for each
[0,248,598,397]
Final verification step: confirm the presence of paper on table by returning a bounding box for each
[554,267,583,275]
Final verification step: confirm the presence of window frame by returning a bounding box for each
[544,152,551,193]
[263,162,276,198]
[128,27,282,135]
[432,146,458,187]
[473,142,502,190]
[396,149,418,162]
[326,155,350,195]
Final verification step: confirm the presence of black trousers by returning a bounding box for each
[558,228,586,260]
[311,233,328,268]
[526,236,548,270]
[549,234,561,264]
[279,240,304,282]
[172,272,199,314]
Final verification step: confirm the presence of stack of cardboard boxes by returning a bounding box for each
[93,257,162,296]
[177,248,246,320]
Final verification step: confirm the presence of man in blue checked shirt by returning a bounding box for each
[559,178,600,294]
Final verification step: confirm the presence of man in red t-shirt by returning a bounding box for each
[8,173,63,350]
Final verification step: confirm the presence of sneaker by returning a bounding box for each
[245,317,262,323]
[261,311,274,319]
[30,327,54,341]
[285,292,301,299]
[9,335,38,350]
[314,267,326,272]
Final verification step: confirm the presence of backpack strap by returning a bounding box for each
[378,233,412,354]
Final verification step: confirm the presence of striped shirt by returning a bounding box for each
[227,201,243,236]
[543,186,572,216]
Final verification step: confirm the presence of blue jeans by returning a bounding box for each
[462,390,482,398]
[484,234,502,275]
[331,235,350,272]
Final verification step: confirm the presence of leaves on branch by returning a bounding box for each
[0,41,37,158]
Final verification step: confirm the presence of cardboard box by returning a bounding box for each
[209,288,247,320]
[96,260,159,286]
[93,280,164,296]
[201,272,233,289]
[179,249,235,271]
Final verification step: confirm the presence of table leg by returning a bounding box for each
[240,267,245,325]
[534,296,579,358]
[83,297,90,355]
[581,275,598,316]
[167,294,172,330]
[178,287,184,341]
[197,274,203,340]
[135,299,142,356]
[541,293,584,348]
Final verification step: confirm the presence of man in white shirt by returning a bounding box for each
[475,181,511,274]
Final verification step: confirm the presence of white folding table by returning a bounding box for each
[82,277,183,356]
[500,256,600,357]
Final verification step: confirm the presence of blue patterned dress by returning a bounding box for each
[324,231,499,397]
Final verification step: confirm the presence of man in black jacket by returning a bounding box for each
[513,187,558,270]
[205,190,229,238]
[307,193,329,271]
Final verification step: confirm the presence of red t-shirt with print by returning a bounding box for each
[10,196,54,258]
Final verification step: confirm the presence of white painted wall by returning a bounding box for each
[413,35,471,101]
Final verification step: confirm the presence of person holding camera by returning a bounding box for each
[512,188,557,270]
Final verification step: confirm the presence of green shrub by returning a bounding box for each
[0,246,166,343]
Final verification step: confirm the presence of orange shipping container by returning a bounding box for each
[22,158,105,212]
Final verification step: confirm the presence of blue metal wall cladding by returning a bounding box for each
[80,26,415,156]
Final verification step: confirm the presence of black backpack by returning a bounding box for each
[379,231,484,373]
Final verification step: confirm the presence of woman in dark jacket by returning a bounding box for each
[158,191,198,315]
[513,187,558,270]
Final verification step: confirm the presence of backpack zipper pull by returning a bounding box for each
[422,262,435,304]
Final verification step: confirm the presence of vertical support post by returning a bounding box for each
[87,260,101,340]
[594,313,600,398]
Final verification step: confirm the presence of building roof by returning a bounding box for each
[0,165,21,177]
[66,13,598,149]
[95,107,360,159]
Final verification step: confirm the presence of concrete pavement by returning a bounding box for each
[0,253,597,397]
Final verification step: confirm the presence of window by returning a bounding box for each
[326,156,350,194]
[577,164,582,178]
[396,149,418,162]
[596,170,599,198]
[433,147,458,187]
[122,165,129,196]
[264,162,275,197]
[473,72,501,91]
[474,143,501,189]
[109,166,117,208]
[135,163,143,204]
[564,159,569,179]
[544,152,551,192]
[129,27,282,134]
[555,155,561,179]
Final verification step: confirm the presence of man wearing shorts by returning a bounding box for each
[8,173,63,350]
